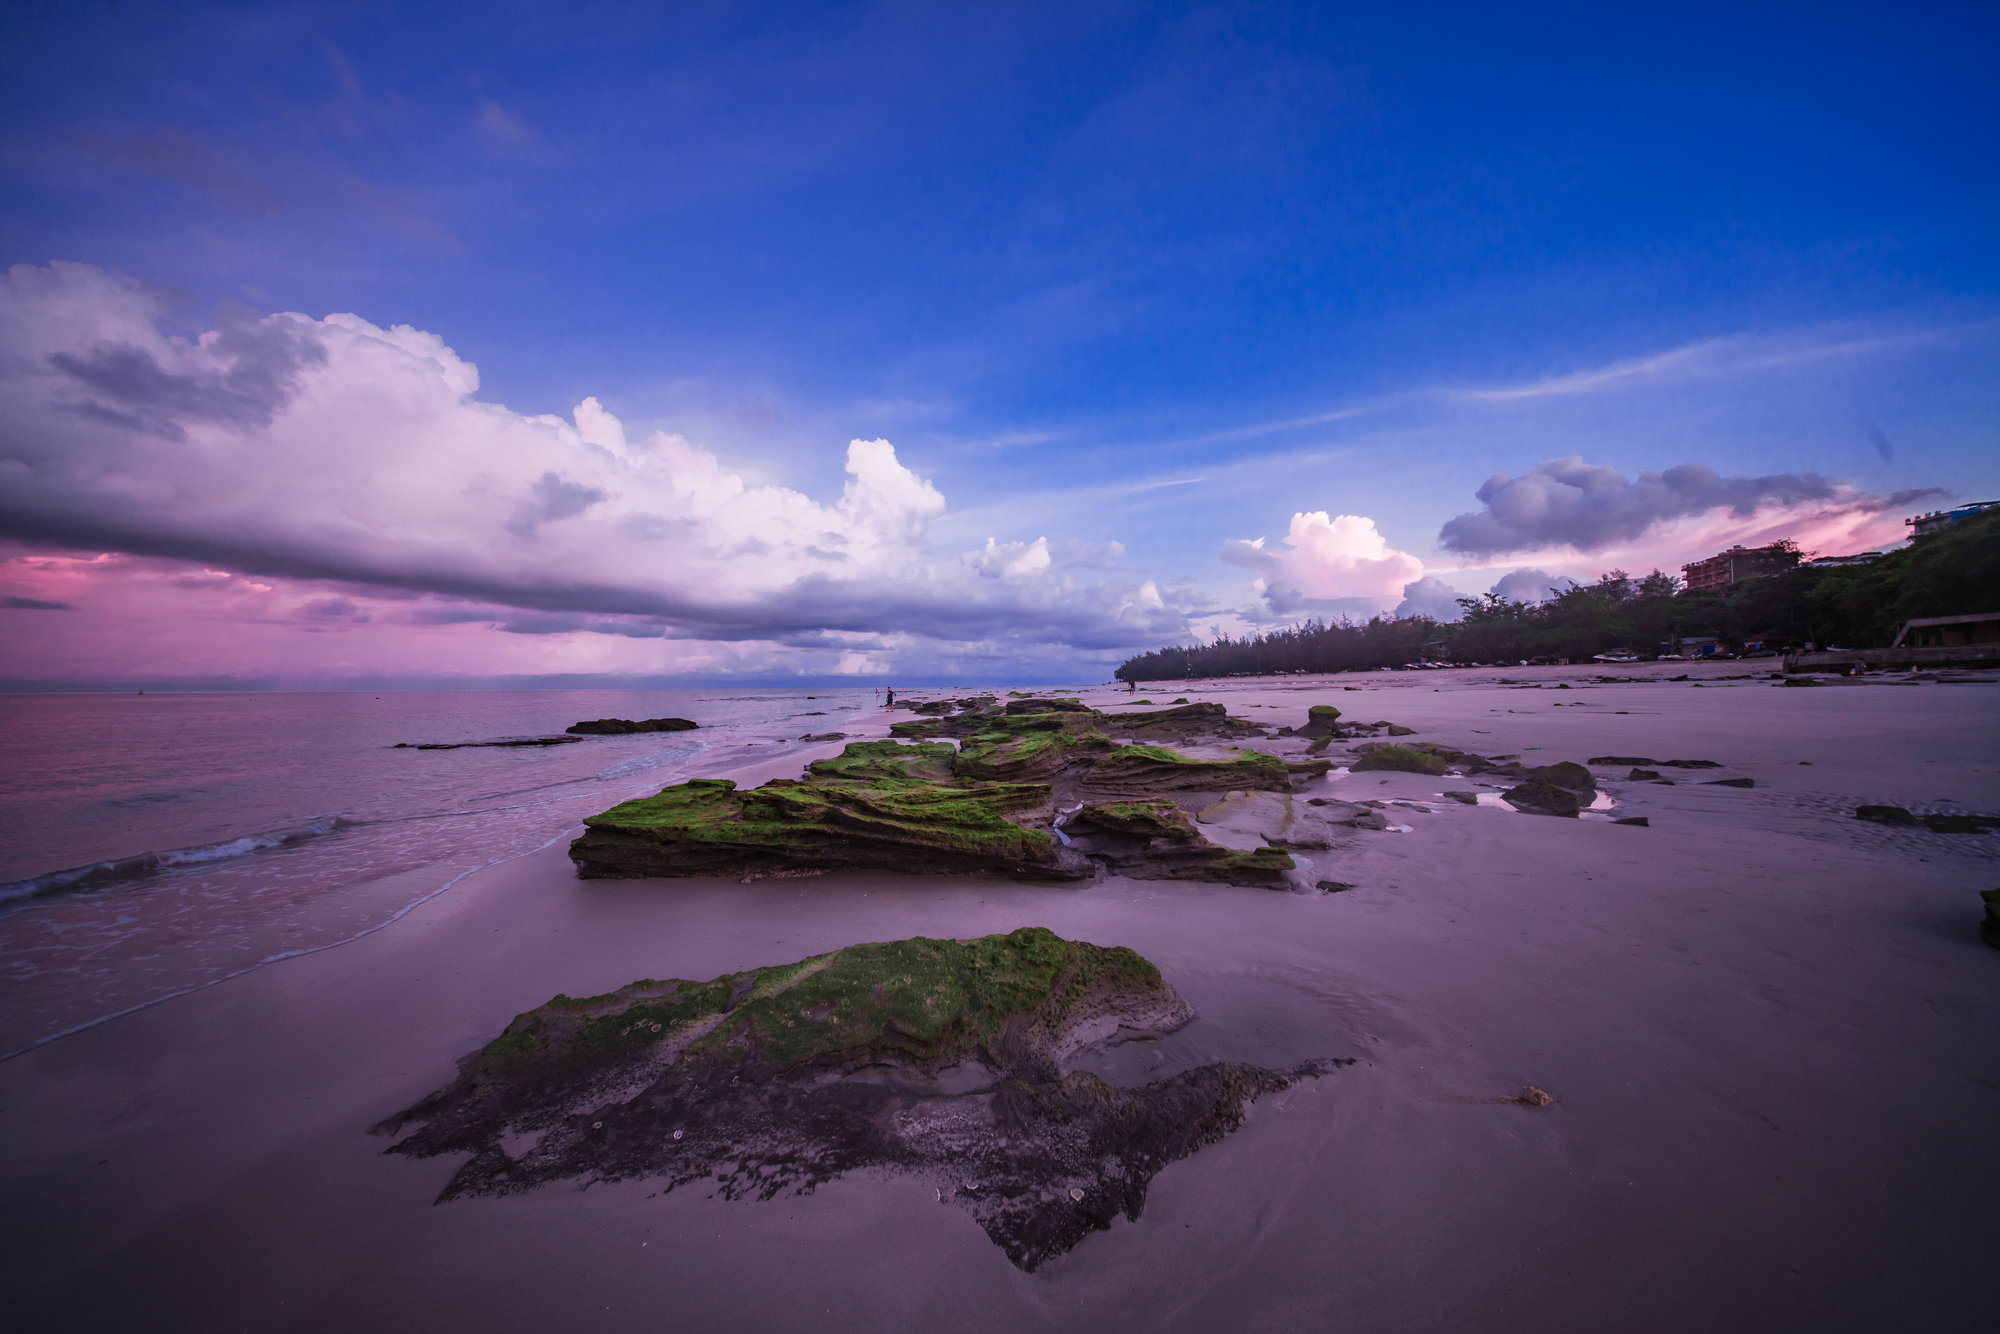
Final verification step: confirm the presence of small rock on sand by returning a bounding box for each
[1501,781,1580,818]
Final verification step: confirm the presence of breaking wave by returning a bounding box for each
[0,814,355,909]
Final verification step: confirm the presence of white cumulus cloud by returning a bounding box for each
[0,261,1188,669]
[1222,511,1425,615]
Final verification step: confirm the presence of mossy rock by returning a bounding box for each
[459,928,1180,1088]
[807,739,959,784]
[955,726,1116,782]
[570,773,1079,881]
[1084,744,1293,793]
[1068,799,1201,842]
[380,928,1345,1272]
[1528,761,1595,793]
[1350,746,1449,777]
[1004,698,1092,714]
[1502,780,1581,818]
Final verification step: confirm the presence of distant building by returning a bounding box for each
[1906,500,2000,538]
[1681,542,1800,592]
[1806,551,1882,569]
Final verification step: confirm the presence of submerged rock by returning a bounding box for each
[1855,804,1919,826]
[394,735,583,750]
[567,717,699,735]
[1350,746,1449,777]
[1919,813,2000,834]
[1501,781,1582,818]
[378,929,1347,1271]
[1587,755,1721,769]
[1983,889,2000,949]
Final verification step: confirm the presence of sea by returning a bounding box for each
[0,688,884,1060]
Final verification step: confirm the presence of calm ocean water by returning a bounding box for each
[0,688,880,1058]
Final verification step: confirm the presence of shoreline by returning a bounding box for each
[4,671,1998,1331]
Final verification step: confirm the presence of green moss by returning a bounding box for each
[1070,799,1200,841]
[1090,745,1292,790]
[576,772,1060,873]
[807,740,959,783]
[1350,746,1449,776]
[955,726,1114,781]
[470,929,1171,1080]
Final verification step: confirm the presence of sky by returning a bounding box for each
[0,0,1994,687]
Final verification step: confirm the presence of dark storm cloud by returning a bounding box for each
[48,312,326,440]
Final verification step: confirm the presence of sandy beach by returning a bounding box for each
[4,662,1997,1332]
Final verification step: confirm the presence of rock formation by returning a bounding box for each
[378,928,1347,1271]
[1501,780,1581,817]
[567,717,700,735]
[569,726,1310,888]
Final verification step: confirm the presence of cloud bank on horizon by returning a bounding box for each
[0,262,1963,683]
[0,262,1187,680]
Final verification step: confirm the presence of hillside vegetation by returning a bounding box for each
[1116,509,2000,680]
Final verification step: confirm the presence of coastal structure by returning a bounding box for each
[1784,611,2000,672]
[1906,500,2000,538]
[1680,542,1800,592]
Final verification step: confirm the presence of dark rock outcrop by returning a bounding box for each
[1064,800,1298,888]
[567,717,699,735]
[394,735,583,749]
[1528,761,1596,793]
[1983,889,2000,949]
[378,929,1347,1271]
[1502,781,1582,817]
[1588,755,1720,769]
[1855,804,1919,826]
[1297,704,1343,737]
[1921,813,2000,834]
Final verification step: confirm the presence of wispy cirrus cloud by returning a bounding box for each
[1451,324,1979,404]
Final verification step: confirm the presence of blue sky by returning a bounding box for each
[0,1,1994,684]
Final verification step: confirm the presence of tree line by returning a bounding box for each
[1114,509,1999,681]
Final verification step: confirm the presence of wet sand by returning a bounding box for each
[4,663,1998,1331]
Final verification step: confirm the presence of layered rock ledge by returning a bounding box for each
[572,703,1325,887]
